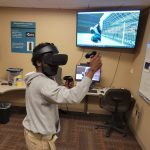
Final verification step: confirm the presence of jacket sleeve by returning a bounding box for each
[40,76,92,104]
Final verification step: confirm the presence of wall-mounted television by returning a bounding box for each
[76,9,141,50]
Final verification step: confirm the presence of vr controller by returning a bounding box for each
[85,51,97,59]
[63,76,74,89]
[63,76,73,81]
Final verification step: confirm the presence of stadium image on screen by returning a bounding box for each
[76,10,140,49]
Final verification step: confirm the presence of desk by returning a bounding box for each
[84,88,109,113]
[0,79,26,106]
[0,84,26,94]
[0,79,26,94]
[0,79,109,112]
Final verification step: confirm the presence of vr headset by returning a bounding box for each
[43,53,68,66]
[32,44,68,76]
[33,45,68,66]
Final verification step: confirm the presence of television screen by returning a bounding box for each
[76,10,141,49]
[75,65,101,82]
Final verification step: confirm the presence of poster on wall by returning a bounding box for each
[11,21,36,53]
[139,43,150,104]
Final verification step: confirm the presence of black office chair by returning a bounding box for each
[96,89,132,137]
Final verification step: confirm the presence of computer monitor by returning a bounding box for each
[75,64,101,82]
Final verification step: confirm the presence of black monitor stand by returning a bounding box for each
[88,81,98,93]
[89,81,96,89]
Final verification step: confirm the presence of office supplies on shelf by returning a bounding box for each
[6,68,23,85]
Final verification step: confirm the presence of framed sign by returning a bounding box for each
[11,21,36,53]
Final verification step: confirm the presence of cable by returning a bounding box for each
[109,52,121,87]
[77,48,85,64]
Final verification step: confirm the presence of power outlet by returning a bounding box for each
[134,103,140,120]
[130,68,134,74]
[137,111,140,120]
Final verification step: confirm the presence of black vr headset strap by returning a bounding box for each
[34,45,59,57]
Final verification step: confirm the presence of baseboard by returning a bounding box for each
[59,109,111,121]
[11,106,26,114]
[10,107,111,122]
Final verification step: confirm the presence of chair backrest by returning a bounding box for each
[101,89,131,112]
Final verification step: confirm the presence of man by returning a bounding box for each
[90,18,102,43]
[23,42,102,150]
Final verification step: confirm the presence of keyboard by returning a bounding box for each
[88,89,97,93]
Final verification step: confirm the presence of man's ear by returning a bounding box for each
[36,60,42,67]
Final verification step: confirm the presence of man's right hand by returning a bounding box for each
[86,52,102,79]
